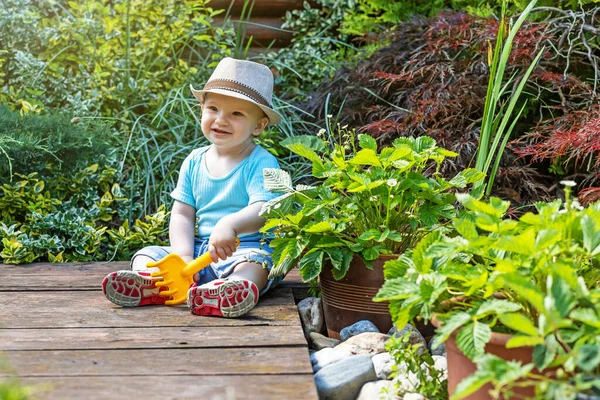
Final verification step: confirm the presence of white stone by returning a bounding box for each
[403,393,426,400]
[335,332,390,356]
[432,355,447,380]
[310,346,353,372]
[356,380,399,400]
[372,352,395,380]
[393,371,420,394]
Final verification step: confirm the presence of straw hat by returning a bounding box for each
[190,57,282,125]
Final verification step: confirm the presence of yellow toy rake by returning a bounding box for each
[147,238,240,306]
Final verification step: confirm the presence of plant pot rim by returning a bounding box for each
[431,313,528,347]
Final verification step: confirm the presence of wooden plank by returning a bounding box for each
[0,326,306,351]
[0,288,300,328]
[13,375,319,400]
[1,262,130,273]
[1,263,306,291]
[1,347,313,377]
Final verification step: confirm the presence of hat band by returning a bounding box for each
[203,79,271,108]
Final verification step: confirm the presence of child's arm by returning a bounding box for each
[208,201,266,262]
[169,200,197,263]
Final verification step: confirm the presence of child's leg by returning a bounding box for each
[227,261,268,291]
[187,261,267,318]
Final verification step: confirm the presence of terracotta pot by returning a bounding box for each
[319,254,394,339]
[431,315,548,400]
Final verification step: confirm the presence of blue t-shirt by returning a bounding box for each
[170,145,280,240]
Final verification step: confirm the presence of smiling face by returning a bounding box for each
[200,93,269,154]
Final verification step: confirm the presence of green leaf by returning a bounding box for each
[304,221,334,233]
[315,236,347,248]
[374,277,420,301]
[533,344,556,370]
[506,335,545,348]
[452,371,492,400]
[534,228,562,252]
[476,299,522,318]
[287,143,323,167]
[449,169,486,188]
[419,273,447,305]
[331,249,353,280]
[348,149,382,167]
[456,321,492,360]
[298,250,324,282]
[582,214,600,256]
[33,180,45,194]
[549,274,575,318]
[358,134,377,151]
[453,218,479,240]
[498,313,538,336]
[570,308,600,328]
[456,193,509,218]
[281,135,326,152]
[383,254,413,280]
[412,231,441,274]
[436,312,472,343]
[363,246,379,261]
[503,275,545,312]
[577,345,600,372]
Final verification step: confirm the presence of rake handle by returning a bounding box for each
[180,237,240,278]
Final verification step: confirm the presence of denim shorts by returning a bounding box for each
[130,238,283,296]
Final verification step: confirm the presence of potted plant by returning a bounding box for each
[375,182,600,399]
[259,123,484,338]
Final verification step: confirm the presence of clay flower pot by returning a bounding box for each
[319,254,395,339]
[431,315,542,400]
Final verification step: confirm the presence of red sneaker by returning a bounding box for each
[102,270,167,307]
[187,279,258,318]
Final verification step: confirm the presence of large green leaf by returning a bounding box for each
[281,135,326,152]
[304,221,334,233]
[419,273,447,305]
[348,149,382,167]
[358,134,377,151]
[298,250,324,282]
[449,169,486,189]
[534,228,562,252]
[436,312,472,343]
[533,344,556,370]
[582,214,600,256]
[285,142,323,166]
[475,299,522,318]
[383,254,414,280]
[453,218,479,240]
[570,308,600,328]
[503,275,545,312]
[506,335,544,348]
[576,345,600,372]
[374,277,419,301]
[498,313,538,336]
[456,321,492,360]
[331,249,353,280]
[452,371,492,400]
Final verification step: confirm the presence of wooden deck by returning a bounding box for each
[0,262,318,399]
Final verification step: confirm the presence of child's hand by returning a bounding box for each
[208,223,238,263]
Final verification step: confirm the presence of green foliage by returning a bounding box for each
[386,332,449,399]
[265,0,359,97]
[259,124,484,282]
[0,0,233,117]
[376,182,600,399]
[0,163,169,264]
[0,106,118,178]
[473,0,543,197]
